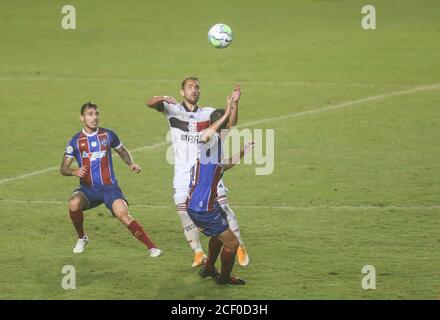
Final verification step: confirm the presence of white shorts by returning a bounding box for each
[173,169,228,206]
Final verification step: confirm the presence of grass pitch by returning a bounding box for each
[1,0,440,299]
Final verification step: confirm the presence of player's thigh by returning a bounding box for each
[69,191,89,211]
[173,171,191,206]
[173,187,190,207]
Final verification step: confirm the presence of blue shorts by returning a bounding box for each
[187,203,229,237]
[74,184,128,214]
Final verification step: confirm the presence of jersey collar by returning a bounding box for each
[82,128,99,137]
[182,102,198,113]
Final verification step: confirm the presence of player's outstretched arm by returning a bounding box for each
[224,141,254,171]
[227,84,240,128]
[60,156,88,177]
[200,97,232,144]
[146,95,177,111]
[114,145,141,173]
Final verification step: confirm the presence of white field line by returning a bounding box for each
[0,166,59,185]
[238,83,440,128]
[0,141,169,185]
[0,75,405,88]
[1,199,440,210]
[1,83,439,185]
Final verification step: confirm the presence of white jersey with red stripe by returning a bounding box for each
[159,101,227,205]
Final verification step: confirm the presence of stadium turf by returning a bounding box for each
[1,0,439,299]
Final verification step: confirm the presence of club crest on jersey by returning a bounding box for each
[82,150,107,161]
[188,122,197,132]
[101,139,108,147]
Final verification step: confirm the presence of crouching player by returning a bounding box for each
[187,97,252,285]
[60,102,162,258]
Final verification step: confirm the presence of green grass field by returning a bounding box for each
[1,0,440,299]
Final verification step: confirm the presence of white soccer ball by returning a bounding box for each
[208,23,233,49]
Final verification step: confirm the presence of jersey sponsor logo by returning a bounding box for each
[188,122,197,132]
[65,145,74,154]
[91,141,97,147]
[180,134,200,144]
[82,150,107,161]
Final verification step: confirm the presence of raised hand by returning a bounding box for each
[231,84,241,103]
[225,95,233,115]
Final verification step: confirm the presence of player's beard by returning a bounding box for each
[186,94,199,105]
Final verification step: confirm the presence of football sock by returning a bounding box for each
[205,237,223,272]
[127,220,156,249]
[69,209,85,239]
[177,207,203,252]
[220,203,243,245]
[220,247,237,281]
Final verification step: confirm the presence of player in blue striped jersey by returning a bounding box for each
[187,97,252,285]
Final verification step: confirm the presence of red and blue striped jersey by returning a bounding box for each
[187,134,224,212]
[64,128,122,187]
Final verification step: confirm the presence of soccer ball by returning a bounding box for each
[208,23,233,49]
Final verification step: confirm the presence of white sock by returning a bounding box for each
[220,203,243,245]
[177,209,203,252]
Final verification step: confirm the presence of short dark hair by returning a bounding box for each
[210,109,227,130]
[80,102,98,115]
[181,77,199,89]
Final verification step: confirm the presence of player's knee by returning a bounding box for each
[117,213,133,226]
[112,200,129,217]
[174,192,189,206]
[68,195,82,211]
[176,203,187,215]
[223,233,239,252]
[230,237,239,251]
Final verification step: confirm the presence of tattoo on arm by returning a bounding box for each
[116,146,134,166]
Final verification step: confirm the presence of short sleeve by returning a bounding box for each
[162,101,180,116]
[108,130,122,149]
[202,106,216,115]
[64,137,77,158]
[153,101,165,113]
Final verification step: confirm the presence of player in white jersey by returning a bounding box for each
[146,77,249,267]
